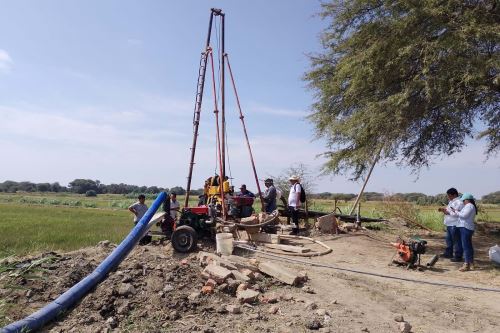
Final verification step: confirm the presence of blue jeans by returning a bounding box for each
[458,227,474,264]
[445,226,462,258]
[265,201,277,214]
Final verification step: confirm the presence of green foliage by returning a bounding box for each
[85,190,97,197]
[305,0,500,179]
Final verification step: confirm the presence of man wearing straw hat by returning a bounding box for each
[288,175,301,235]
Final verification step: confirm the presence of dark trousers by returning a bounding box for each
[459,227,474,264]
[265,201,277,214]
[289,206,299,228]
[445,226,462,259]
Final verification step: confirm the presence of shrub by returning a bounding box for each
[85,190,97,197]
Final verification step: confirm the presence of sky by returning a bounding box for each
[0,0,498,197]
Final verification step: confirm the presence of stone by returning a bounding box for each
[231,270,251,282]
[319,328,331,333]
[117,283,136,297]
[116,300,130,315]
[237,289,260,304]
[281,294,294,301]
[106,316,117,329]
[316,309,327,316]
[315,213,338,233]
[198,252,238,270]
[205,279,217,288]
[25,290,32,298]
[180,259,189,266]
[169,310,180,320]
[305,300,318,310]
[305,319,322,330]
[298,271,309,282]
[253,272,263,280]
[248,233,280,244]
[261,293,279,304]
[203,264,233,283]
[222,255,260,272]
[394,314,404,322]
[226,304,241,314]
[236,283,248,293]
[268,305,279,314]
[302,286,316,294]
[258,261,300,285]
[163,284,174,292]
[399,321,412,333]
[188,291,201,301]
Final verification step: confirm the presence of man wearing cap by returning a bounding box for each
[237,184,255,198]
[262,178,277,214]
[288,175,301,235]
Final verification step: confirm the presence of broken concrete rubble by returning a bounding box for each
[258,261,301,285]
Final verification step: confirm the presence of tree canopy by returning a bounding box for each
[305,0,499,179]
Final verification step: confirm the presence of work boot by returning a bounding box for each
[458,263,471,272]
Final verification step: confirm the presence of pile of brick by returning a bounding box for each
[196,251,308,306]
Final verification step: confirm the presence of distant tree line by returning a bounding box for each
[1,180,498,204]
[0,179,189,196]
[310,191,500,205]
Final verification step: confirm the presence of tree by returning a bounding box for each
[68,179,99,194]
[305,0,499,180]
[270,163,317,201]
[482,191,500,204]
[169,186,186,195]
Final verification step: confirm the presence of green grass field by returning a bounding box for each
[0,192,498,258]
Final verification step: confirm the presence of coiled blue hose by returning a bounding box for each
[1,191,167,333]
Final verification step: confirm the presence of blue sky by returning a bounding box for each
[0,0,498,197]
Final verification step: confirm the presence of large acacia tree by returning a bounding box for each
[305,0,499,179]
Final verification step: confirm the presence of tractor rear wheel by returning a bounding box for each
[171,225,198,253]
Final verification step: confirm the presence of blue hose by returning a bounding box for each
[1,192,167,333]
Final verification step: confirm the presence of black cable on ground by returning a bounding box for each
[235,244,500,294]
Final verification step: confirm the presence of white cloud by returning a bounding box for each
[0,49,13,72]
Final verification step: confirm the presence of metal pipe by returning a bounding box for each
[184,10,216,207]
[225,54,265,211]
[221,12,226,181]
[208,49,226,216]
[2,192,167,333]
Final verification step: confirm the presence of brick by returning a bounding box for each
[205,279,217,288]
[202,264,233,283]
[201,285,214,294]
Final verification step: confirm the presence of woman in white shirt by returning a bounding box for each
[446,193,478,272]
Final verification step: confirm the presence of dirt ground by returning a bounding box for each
[1,220,500,333]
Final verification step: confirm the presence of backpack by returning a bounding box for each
[296,184,306,203]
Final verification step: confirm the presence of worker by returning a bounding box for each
[262,178,277,213]
[236,184,254,218]
[437,188,464,260]
[288,175,301,235]
[170,192,180,220]
[237,184,255,197]
[129,194,151,244]
[128,194,148,225]
[445,193,477,272]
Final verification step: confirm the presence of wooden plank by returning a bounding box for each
[264,244,311,253]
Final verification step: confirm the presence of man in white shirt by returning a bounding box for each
[170,192,180,220]
[128,194,148,225]
[288,175,301,235]
[438,188,464,260]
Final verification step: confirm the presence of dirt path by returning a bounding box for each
[1,226,499,333]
